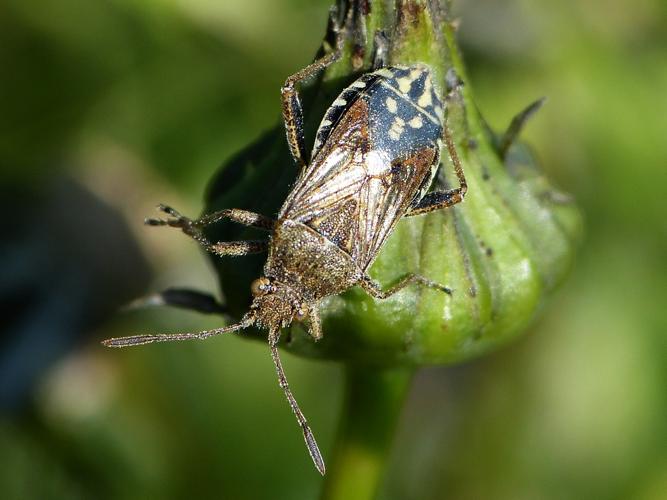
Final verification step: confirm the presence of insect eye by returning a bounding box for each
[251,277,270,296]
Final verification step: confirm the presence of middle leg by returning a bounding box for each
[406,126,467,216]
[407,83,468,216]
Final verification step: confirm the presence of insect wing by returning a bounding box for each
[280,95,439,270]
[279,98,367,254]
[355,145,438,269]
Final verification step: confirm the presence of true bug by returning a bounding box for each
[104,41,467,475]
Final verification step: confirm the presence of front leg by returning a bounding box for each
[145,204,274,253]
[207,240,268,258]
[281,32,342,172]
[147,204,274,233]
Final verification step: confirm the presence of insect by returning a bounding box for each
[104,43,467,475]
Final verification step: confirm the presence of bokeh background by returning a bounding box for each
[1,0,665,499]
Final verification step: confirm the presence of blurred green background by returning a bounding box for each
[1,0,665,499]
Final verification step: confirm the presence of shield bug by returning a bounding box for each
[104,45,467,475]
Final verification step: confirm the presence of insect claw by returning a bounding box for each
[144,217,167,226]
[156,203,178,216]
[146,206,197,231]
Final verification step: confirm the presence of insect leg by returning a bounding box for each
[147,204,274,231]
[281,35,342,171]
[197,208,275,230]
[268,329,326,475]
[125,287,227,315]
[359,273,452,299]
[207,240,268,258]
[406,126,467,216]
[146,205,270,256]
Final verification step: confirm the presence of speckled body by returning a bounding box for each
[264,220,362,301]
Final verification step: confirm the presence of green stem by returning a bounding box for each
[321,365,414,500]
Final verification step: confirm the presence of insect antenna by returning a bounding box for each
[102,318,253,348]
[269,330,326,475]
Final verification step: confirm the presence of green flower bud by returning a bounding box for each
[203,0,582,368]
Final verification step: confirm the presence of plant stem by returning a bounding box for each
[321,364,414,500]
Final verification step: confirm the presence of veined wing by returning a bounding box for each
[353,145,438,269]
[279,98,368,255]
[279,98,438,270]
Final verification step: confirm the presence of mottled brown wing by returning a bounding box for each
[279,98,437,271]
[352,146,437,269]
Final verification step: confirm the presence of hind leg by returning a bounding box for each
[358,273,452,299]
